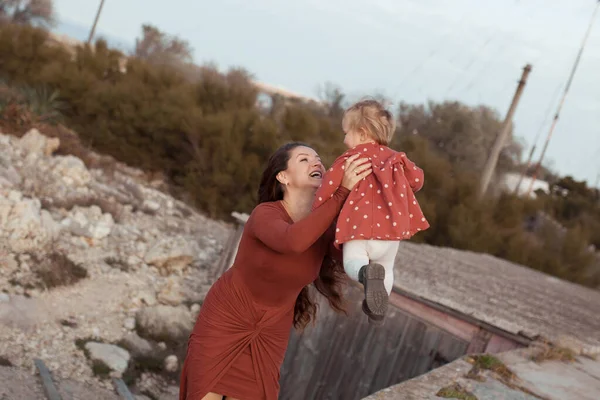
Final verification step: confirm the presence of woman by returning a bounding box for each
[179,142,372,400]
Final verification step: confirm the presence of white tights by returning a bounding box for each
[343,240,400,295]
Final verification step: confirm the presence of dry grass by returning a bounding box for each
[29,251,88,289]
[530,344,577,364]
[0,356,13,367]
[436,383,478,400]
[104,256,130,272]
[467,354,515,382]
[464,354,550,400]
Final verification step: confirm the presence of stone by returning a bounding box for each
[84,342,130,374]
[135,305,193,342]
[164,355,178,373]
[50,155,91,187]
[136,372,168,400]
[142,199,160,212]
[3,196,57,253]
[123,317,136,331]
[190,303,201,316]
[119,332,154,359]
[18,129,60,156]
[144,236,194,275]
[157,278,184,306]
[62,205,114,239]
[132,290,157,307]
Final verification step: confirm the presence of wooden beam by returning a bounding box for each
[391,288,531,347]
[466,329,493,354]
[388,291,479,343]
[113,378,136,400]
[34,359,63,400]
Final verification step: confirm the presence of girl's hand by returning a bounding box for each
[341,154,372,190]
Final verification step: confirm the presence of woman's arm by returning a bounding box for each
[248,187,350,254]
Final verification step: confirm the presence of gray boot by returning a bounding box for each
[358,263,388,324]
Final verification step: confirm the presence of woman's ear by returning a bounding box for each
[276,171,288,186]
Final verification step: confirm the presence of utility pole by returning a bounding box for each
[87,0,106,45]
[526,0,600,197]
[478,64,532,199]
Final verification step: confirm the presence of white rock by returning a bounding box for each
[164,355,178,373]
[0,175,15,188]
[132,290,157,307]
[7,190,22,202]
[84,342,130,373]
[62,206,114,239]
[4,197,55,252]
[124,317,136,331]
[190,303,201,316]
[50,155,91,187]
[142,199,160,212]
[0,293,9,303]
[18,129,60,156]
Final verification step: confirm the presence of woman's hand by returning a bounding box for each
[340,154,372,190]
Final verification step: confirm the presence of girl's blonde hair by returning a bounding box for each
[342,99,396,146]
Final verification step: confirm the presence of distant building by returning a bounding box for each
[500,172,550,198]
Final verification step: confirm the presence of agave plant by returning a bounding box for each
[0,81,65,129]
[20,84,65,123]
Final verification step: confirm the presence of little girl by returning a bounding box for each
[313,99,429,325]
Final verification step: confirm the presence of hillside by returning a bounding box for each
[0,128,230,398]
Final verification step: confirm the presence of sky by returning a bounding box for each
[52,0,600,186]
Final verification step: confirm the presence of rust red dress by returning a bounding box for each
[179,187,349,400]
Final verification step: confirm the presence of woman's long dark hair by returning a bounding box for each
[258,142,347,330]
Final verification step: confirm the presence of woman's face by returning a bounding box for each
[278,146,325,190]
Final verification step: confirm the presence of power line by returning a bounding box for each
[391,10,474,98]
[526,0,600,196]
[453,0,543,97]
[443,35,496,96]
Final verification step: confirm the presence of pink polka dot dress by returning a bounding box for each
[313,142,430,247]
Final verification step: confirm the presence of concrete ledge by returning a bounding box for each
[363,347,600,400]
[362,359,473,400]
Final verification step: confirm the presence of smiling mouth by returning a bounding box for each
[309,171,322,179]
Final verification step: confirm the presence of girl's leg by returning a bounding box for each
[366,241,400,295]
[345,240,388,321]
[342,240,369,283]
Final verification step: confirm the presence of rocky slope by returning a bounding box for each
[0,129,232,397]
